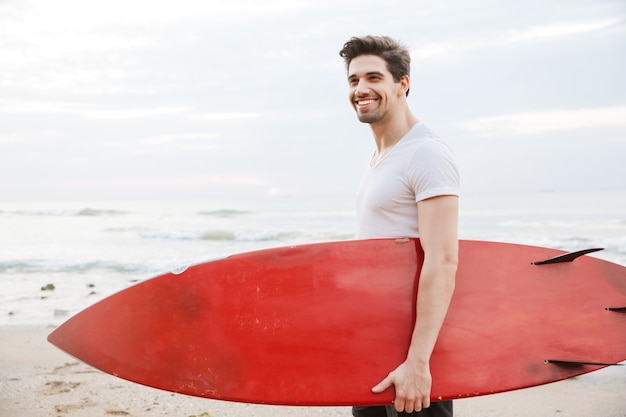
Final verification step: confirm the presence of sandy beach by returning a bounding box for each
[1,325,625,417]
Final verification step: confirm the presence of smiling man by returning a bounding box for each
[340,36,460,417]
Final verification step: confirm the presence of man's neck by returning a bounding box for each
[370,108,419,152]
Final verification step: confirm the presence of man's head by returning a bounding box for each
[339,35,411,97]
[340,36,412,124]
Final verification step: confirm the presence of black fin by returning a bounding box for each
[546,359,622,367]
[606,307,626,312]
[532,248,604,265]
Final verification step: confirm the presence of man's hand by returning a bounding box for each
[371,358,432,413]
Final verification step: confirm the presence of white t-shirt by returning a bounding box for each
[355,122,460,239]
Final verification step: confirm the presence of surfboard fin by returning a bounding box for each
[531,248,604,265]
[545,359,623,367]
[606,307,626,312]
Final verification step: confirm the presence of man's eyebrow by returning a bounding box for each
[348,71,386,80]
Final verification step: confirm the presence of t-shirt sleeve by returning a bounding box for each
[407,140,460,203]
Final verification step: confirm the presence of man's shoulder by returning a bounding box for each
[403,123,453,154]
[403,122,439,144]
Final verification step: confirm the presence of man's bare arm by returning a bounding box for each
[372,195,458,413]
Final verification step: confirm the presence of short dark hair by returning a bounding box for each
[339,35,411,96]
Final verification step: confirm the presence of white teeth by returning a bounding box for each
[358,99,374,106]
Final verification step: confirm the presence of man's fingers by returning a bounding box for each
[395,397,411,413]
[394,391,430,413]
[371,375,393,393]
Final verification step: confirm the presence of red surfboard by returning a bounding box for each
[48,239,626,406]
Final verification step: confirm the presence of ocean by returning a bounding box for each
[1,190,625,326]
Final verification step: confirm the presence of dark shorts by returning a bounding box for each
[352,401,453,417]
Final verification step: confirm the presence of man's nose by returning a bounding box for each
[354,79,370,95]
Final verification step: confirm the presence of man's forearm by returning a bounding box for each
[407,259,457,364]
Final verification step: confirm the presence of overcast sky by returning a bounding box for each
[1,0,624,201]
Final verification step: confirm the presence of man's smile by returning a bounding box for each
[354,97,379,108]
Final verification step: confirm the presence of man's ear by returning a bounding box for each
[399,75,410,97]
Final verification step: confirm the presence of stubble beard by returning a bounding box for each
[353,94,387,124]
[356,107,387,124]
[353,94,388,124]
[357,111,376,124]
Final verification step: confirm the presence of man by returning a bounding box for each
[339,36,460,417]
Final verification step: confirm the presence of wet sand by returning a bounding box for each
[1,325,625,417]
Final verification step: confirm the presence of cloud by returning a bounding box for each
[133,133,221,154]
[78,173,271,200]
[2,0,317,30]
[506,18,622,43]
[0,99,263,121]
[80,107,191,120]
[139,133,219,145]
[0,99,189,119]
[1,0,624,200]
[411,42,458,61]
[0,130,64,144]
[462,105,626,135]
[411,17,623,61]
[190,113,262,121]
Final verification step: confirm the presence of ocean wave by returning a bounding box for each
[77,208,129,216]
[137,228,351,243]
[198,209,254,217]
[102,226,147,234]
[0,259,145,275]
[605,236,626,258]
[496,218,626,230]
[138,229,298,242]
[4,208,129,217]
[503,235,626,264]
[139,229,236,241]
[200,230,237,241]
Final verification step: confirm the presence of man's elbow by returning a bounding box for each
[441,255,458,292]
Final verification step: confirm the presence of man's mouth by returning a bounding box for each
[355,97,378,107]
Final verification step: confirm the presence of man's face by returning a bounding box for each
[347,54,404,124]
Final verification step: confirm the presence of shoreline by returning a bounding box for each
[1,325,625,417]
